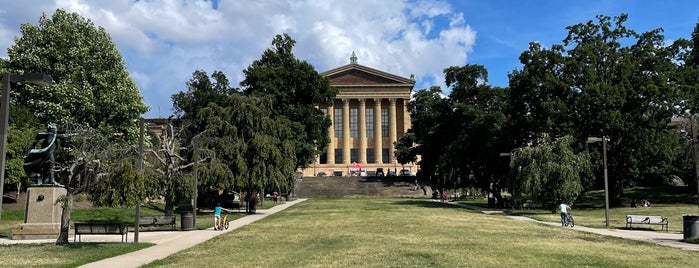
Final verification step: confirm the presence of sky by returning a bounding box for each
[1,0,698,118]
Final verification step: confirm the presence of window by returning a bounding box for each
[382,148,390,163]
[334,108,342,138]
[320,151,328,164]
[366,108,374,138]
[335,149,343,164]
[350,108,358,138]
[381,108,388,137]
[350,149,359,163]
[366,148,375,163]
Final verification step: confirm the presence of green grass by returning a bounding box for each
[143,198,698,268]
[496,187,699,232]
[0,242,152,267]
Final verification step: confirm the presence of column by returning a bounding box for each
[374,98,383,164]
[389,98,397,165]
[342,99,350,165]
[327,103,335,164]
[358,98,366,164]
[403,99,411,131]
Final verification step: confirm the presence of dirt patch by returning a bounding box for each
[2,190,94,211]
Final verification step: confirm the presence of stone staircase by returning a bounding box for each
[294,176,429,198]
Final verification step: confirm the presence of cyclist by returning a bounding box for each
[213,203,230,230]
[558,201,571,227]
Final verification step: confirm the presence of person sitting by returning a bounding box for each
[642,199,651,207]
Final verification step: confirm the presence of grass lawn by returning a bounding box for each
[0,242,152,267]
[144,198,697,268]
[497,187,699,232]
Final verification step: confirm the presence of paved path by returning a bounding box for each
[447,201,699,251]
[0,199,307,267]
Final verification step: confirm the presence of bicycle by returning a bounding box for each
[216,213,230,230]
[563,213,575,228]
[217,214,229,230]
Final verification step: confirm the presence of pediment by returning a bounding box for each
[322,64,415,87]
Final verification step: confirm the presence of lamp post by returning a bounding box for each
[0,73,53,224]
[588,136,610,228]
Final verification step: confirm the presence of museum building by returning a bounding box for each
[300,55,417,177]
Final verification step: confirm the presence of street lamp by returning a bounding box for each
[587,136,610,228]
[0,73,53,224]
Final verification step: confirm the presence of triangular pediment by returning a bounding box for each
[322,63,415,87]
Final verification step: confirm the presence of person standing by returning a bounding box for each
[273,191,279,203]
[559,202,571,227]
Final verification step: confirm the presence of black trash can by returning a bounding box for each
[487,197,496,208]
[683,214,699,239]
[181,210,194,231]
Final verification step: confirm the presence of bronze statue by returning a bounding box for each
[23,124,74,186]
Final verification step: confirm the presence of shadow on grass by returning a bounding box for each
[392,199,473,210]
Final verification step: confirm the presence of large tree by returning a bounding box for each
[396,65,509,200]
[7,9,148,141]
[241,33,337,170]
[507,14,683,205]
[195,96,297,213]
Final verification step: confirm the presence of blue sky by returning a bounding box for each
[1,0,698,118]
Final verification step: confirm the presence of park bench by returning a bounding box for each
[138,215,177,230]
[625,214,668,231]
[74,222,128,242]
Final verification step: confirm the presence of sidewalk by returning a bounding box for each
[447,201,699,251]
[0,198,307,267]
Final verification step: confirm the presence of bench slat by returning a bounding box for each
[74,223,128,242]
[625,215,668,231]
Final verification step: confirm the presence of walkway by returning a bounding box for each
[0,199,307,267]
[448,201,699,251]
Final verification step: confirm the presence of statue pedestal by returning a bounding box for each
[11,186,66,240]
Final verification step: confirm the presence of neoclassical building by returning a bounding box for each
[300,55,417,176]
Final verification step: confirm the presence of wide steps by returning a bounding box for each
[295,176,426,198]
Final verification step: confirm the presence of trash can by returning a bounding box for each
[487,197,496,208]
[180,210,194,231]
[683,214,699,239]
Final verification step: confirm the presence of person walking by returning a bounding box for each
[558,202,571,227]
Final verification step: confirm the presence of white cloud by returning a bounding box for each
[0,0,476,117]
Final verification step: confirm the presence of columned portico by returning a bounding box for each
[300,57,416,176]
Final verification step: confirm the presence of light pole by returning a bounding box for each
[0,73,53,224]
[588,136,610,228]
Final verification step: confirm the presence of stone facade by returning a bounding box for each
[299,61,417,177]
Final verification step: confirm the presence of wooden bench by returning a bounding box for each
[626,215,668,231]
[138,215,176,230]
[74,222,128,242]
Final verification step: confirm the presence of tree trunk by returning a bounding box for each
[15,182,21,200]
[164,201,175,216]
[55,192,73,245]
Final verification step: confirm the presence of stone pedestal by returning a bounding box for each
[11,186,66,240]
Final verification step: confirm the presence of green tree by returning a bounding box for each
[7,9,148,140]
[51,124,155,245]
[396,65,509,201]
[507,14,682,205]
[510,135,592,211]
[195,95,296,213]
[241,33,337,170]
